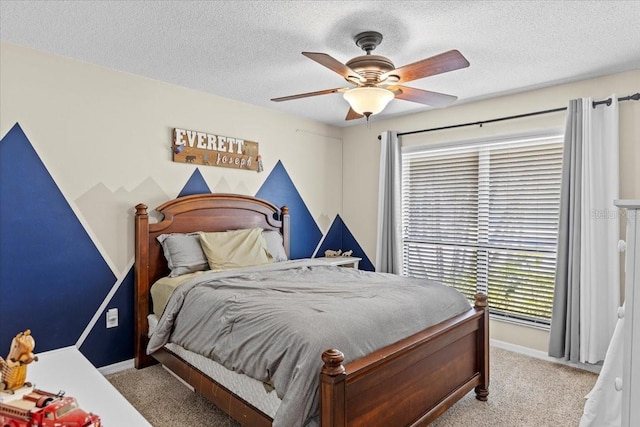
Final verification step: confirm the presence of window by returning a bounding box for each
[402,132,563,326]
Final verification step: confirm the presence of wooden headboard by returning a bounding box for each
[134,193,289,367]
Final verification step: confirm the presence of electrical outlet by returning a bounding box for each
[106,308,118,328]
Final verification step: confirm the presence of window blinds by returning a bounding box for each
[402,135,563,325]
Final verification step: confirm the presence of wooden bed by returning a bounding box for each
[134,193,489,426]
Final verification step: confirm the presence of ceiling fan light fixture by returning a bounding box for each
[343,87,394,117]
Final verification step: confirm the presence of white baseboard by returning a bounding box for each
[490,339,549,359]
[98,358,135,376]
[491,339,601,374]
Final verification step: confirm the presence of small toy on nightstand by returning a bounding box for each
[0,330,102,427]
[324,249,342,257]
[324,249,355,257]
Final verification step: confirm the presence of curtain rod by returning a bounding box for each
[379,92,640,139]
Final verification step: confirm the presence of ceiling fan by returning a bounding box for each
[271,31,470,121]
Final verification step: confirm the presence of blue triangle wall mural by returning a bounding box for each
[0,123,116,353]
[316,215,375,271]
[256,161,322,259]
[177,168,211,197]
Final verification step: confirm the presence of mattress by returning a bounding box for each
[148,313,281,418]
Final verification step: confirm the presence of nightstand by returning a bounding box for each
[319,256,361,269]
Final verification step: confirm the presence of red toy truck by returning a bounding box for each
[0,388,101,427]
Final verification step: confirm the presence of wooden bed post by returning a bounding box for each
[474,293,490,401]
[134,203,155,369]
[280,206,290,259]
[319,349,346,427]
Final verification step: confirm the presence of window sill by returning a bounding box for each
[489,312,550,331]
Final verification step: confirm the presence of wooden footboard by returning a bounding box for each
[320,293,489,426]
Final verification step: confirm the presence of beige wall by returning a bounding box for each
[342,69,640,351]
[0,42,344,275]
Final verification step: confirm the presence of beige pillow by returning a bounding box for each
[199,228,270,271]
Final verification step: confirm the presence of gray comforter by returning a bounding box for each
[148,259,471,427]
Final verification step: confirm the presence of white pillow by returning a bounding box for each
[262,230,288,262]
[199,228,270,271]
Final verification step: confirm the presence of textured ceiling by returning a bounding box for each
[1,1,639,127]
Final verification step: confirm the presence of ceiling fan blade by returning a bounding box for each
[345,107,364,121]
[271,87,347,102]
[390,85,457,108]
[302,52,362,81]
[383,50,469,83]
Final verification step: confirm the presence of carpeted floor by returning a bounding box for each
[106,347,597,427]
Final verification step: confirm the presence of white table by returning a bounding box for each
[28,346,151,426]
[318,256,361,269]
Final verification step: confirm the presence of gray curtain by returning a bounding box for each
[549,99,583,361]
[549,97,620,363]
[376,131,402,274]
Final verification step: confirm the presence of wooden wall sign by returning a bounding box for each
[172,128,261,172]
